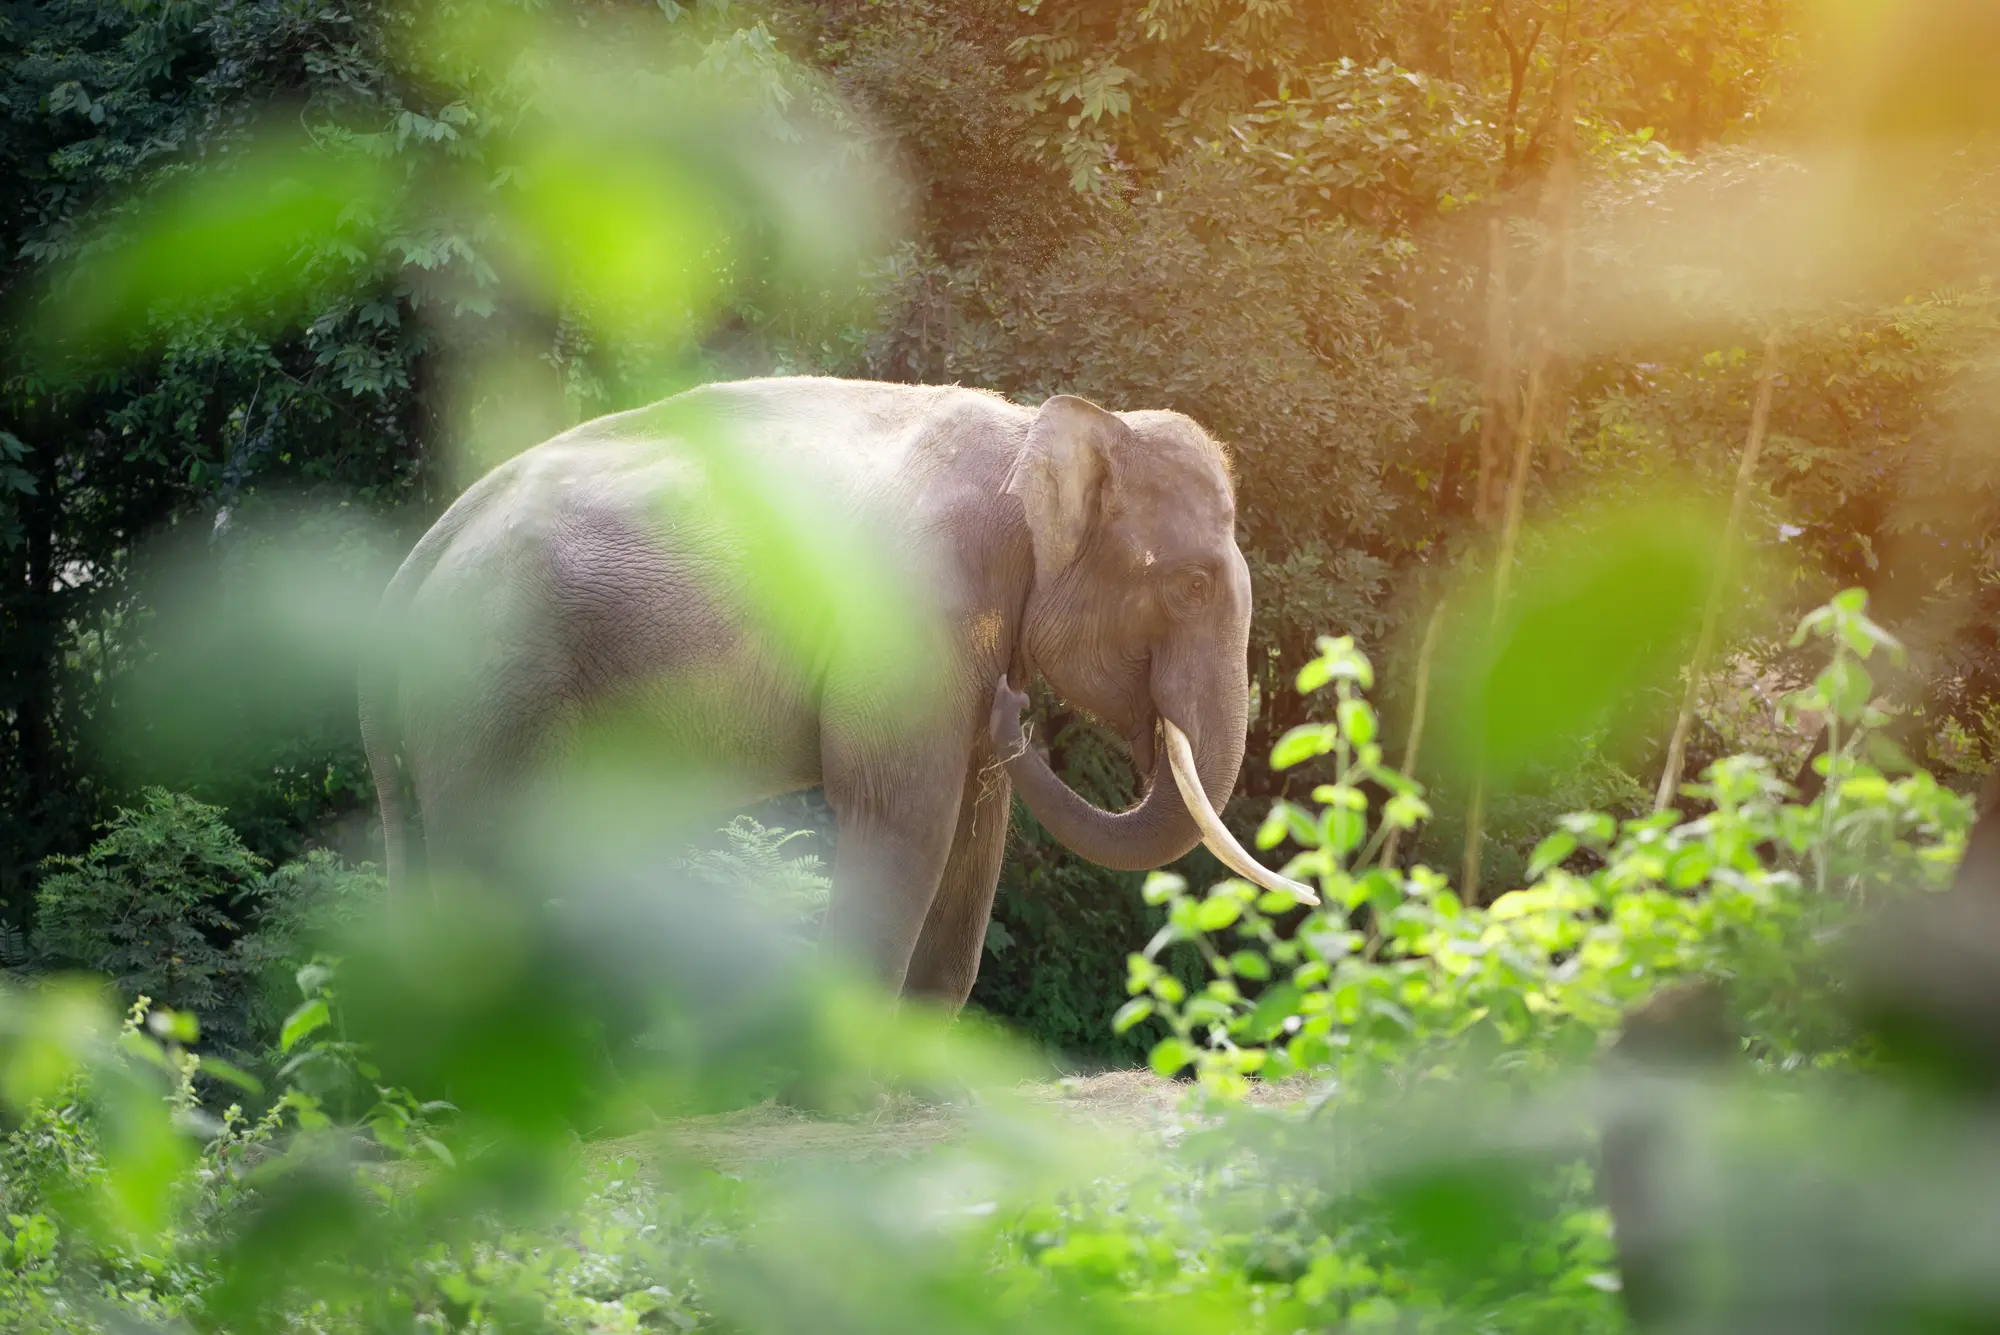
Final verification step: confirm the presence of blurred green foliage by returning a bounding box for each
[0,588,1988,1334]
[3,0,2000,1328]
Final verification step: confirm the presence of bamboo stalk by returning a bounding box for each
[1382,601,1447,870]
[1461,782,1487,900]
[1462,353,1552,899]
[1462,62,1576,904]
[1652,328,1784,813]
[1462,218,1516,900]
[1474,216,1515,527]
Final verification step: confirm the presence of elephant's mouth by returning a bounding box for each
[1159,717,1318,906]
[1127,716,1158,777]
[995,673,1315,906]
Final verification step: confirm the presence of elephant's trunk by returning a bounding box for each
[1000,684,1316,904]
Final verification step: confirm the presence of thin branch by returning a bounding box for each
[1504,21,1545,167]
[1653,328,1784,813]
[1592,0,1641,43]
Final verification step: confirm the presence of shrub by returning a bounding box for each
[232,850,384,1054]
[32,791,385,1066]
[1125,594,1971,1096]
[32,790,268,1044]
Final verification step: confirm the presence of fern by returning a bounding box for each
[675,816,831,925]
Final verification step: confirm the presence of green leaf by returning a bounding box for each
[1243,982,1303,1042]
[45,133,395,357]
[1665,842,1715,890]
[1314,783,1368,810]
[1149,1037,1196,1077]
[1337,698,1377,746]
[1323,806,1366,856]
[280,998,331,1054]
[1559,810,1618,846]
[1526,831,1576,880]
[1185,997,1231,1024]
[1384,792,1431,830]
[1817,658,1873,721]
[1272,724,1337,769]
[1837,613,1880,659]
[1864,732,1914,771]
[1113,998,1155,1034]
[195,1056,264,1096]
[1258,889,1303,915]
[1311,635,1375,689]
[1284,801,1321,847]
[1432,498,1720,788]
[1229,951,1272,980]
[1193,896,1243,932]
[1127,955,1160,992]
[1839,774,1891,804]
[1256,805,1289,850]
[146,1008,200,1045]
[1357,868,1403,911]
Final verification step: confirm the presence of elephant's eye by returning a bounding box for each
[1166,566,1212,611]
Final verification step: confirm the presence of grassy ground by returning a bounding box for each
[591,1070,1313,1175]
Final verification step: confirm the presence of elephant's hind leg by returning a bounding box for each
[903,748,1013,1011]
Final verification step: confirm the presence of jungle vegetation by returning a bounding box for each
[4,2,2000,1330]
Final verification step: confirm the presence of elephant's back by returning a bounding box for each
[391,375,1022,619]
[386,378,993,769]
[429,374,1022,541]
[571,374,1024,504]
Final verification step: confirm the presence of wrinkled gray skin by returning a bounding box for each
[359,376,1252,1008]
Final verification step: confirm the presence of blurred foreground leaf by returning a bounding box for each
[1432,496,1728,792]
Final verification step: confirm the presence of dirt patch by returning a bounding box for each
[592,1069,1315,1175]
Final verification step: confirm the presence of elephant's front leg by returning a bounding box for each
[819,741,970,995]
[903,744,1012,1011]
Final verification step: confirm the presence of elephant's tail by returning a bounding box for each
[357,622,411,900]
[357,476,508,902]
[359,537,440,901]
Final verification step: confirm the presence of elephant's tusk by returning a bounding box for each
[1161,719,1320,907]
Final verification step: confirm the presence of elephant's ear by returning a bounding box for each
[1008,394,1125,575]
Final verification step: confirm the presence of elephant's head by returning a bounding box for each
[994,394,1315,905]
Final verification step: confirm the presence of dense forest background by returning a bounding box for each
[5,0,1998,1059]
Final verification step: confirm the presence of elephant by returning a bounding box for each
[358,375,1312,1010]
